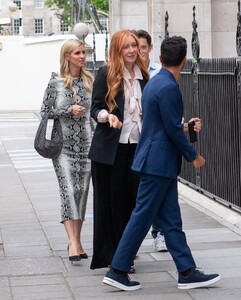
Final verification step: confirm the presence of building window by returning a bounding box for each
[35,19,43,34]
[13,18,21,34]
[60,21,69,33]
[34,0,44,8]
[98,15,108,31]
[14,0,21,10]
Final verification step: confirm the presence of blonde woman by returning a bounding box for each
[40,39,93,263]
[88,29,149,271]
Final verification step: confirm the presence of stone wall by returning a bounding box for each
[109,0,238,62]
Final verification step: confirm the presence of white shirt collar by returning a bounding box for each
[123,64,143,80]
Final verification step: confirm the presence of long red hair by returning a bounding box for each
[106,29,149,112]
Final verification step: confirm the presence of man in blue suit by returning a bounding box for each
[103,36,220,291]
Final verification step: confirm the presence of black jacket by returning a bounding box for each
[88,66,148,165]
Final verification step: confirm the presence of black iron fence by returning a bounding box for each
[161,2,241,212]
[179,57,241,211]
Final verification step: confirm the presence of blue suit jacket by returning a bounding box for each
[132,68,197,178]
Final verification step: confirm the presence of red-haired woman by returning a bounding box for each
[88,29,149,271]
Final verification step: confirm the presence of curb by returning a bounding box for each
[178,182,241,235]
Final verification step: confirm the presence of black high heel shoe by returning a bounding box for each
[69,255,81,264]
[80,253,88,259]
[67,246,81,264]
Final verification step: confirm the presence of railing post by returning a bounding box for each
[165,11,169,38]
[192,6,200,61]
[92,32,96,76]
[237,0,241,56]
[236,1,241,194]
[236,0,241,96]
[191,6,201,188]
[105,27,109,63]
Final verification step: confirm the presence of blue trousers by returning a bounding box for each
[111,173,196,273]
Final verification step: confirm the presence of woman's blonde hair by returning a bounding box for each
[106,29,149,112]
[60,39,93,93]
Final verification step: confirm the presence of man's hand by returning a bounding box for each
[189,117,202,133]
[192,155,205,169]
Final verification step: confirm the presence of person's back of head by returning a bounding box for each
[160,36,187,67]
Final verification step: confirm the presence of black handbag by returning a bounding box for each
[34,112,63,159]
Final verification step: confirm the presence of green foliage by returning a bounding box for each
[92,0,108,12]
[44,0,109,27]
[45,0,71,23]
[45,0,109,15]
[45,0,71,12]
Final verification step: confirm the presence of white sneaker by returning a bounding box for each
[153,232,168,252]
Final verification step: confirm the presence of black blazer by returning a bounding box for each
[88,66,148,165]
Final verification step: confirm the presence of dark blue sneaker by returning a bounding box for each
[178,268,221,289]
[103,268,141,291]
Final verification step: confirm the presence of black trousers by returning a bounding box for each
[90,143,140,269]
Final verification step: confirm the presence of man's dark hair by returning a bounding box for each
[132,29,152,46]
[161,36,187,67]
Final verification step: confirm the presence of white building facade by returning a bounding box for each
[0,0,67,36]
[109,0,238,61]
[0,0,239,111]
[0,34,107,111]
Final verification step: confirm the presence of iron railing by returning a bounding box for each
[162,2,241,211]
[179,58,241,211]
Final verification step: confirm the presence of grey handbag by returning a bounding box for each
[34,112,63,159]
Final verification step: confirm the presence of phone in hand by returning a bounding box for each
[188,121,197,143]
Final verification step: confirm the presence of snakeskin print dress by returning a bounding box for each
[40,72,92,222]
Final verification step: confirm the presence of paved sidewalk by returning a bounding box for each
[1,112,241,300]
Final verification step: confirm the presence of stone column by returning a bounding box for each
[148,0,165,63]
[109,0,148,35]
[211,0,237,58]
[109,0,122,35]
